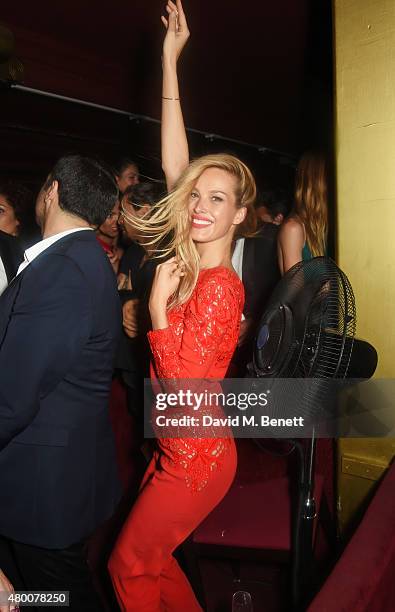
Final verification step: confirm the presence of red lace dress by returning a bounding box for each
[147,266,244,491]
[109,266,244,612]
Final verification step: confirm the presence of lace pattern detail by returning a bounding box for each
[160,437,232,492]
[148,267,244,492]
[148,268,244,380]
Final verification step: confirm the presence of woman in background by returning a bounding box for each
[96,200,123,273]
[108,2,256,610]
[114,157,140,194]
[277,151,328,274]
[0,180,34,244]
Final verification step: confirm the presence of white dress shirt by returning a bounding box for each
[231,238,246,321]
[17,227,93,276]
[0,256,8,295]
[231,237,245,281]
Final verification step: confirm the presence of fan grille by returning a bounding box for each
[254,257,356,380]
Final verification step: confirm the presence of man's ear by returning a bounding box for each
[45,181,59,209]
[233,206,247,226]
[47,180,59,200]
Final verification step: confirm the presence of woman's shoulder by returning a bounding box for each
[279,215,305,240]
[198,266,243,290]
[195,266,244,306]
[281,214,303,230]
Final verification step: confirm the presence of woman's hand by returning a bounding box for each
[117,271,132,291]
[123,299,139,338]
[237,316,253,347]
[150,257,185,306]
[149,257,184,328]
[161,0,190,66]
[107,246,123,275]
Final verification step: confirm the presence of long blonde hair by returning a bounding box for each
[294,151,328,257]
[123,153,257,308]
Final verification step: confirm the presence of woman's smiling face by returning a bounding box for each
[187,167,246,244]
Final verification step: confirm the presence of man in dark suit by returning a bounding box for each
[242,223,282,323]
[231,222,282,375]
[230,187,292,375]
[0,156,122,610]
[0,230,23,295]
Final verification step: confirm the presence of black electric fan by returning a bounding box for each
[249,256,356,608]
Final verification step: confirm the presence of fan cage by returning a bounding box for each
[254,257,356,382]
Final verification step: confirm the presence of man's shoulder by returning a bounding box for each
[24,252,86,296]
[19,233,97,290]
[33,231,103,272]
[244,223,279,250]
[52,230,99,256]
[17,231,117,307]
[256,223,280,240]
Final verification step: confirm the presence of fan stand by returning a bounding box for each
[291,429,317,610]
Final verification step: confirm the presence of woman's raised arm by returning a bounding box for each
[161,0,190,191]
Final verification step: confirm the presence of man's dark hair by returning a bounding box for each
[47,156,119,226]
[113,156,139,176]
[256,187,292,219]
[123,182,164,209]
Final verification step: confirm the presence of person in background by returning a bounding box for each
[230,188,290,374]
[0,180,37,245]
[115,182,163,421]
[114,157,140,194]
[277,151,328,274]
[255,187,292,226]
[0,181,33,295]
[0,181,27,237]
[0,230,23,296]
[96,200,123,274]
[118,182,164,295]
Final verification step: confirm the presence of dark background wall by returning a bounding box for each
[0,0,333,192]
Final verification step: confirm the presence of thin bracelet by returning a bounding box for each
[162,96,180,100]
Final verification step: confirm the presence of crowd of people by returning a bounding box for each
[0,1,329,611]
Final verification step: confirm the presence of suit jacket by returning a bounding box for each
[232,224,281,374]
[0,230,24,284]
[242,223,281,321]
[0,230,122,549]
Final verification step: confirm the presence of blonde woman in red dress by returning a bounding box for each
[108,2,257,610]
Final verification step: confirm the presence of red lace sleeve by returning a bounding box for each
[148,271,243,380]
